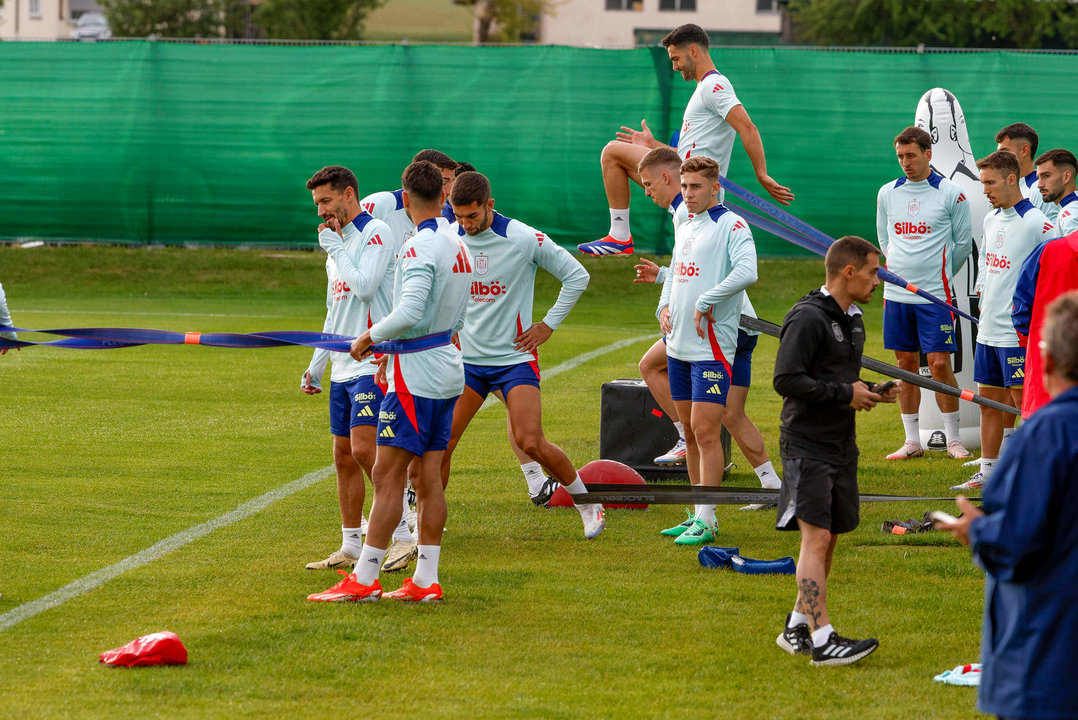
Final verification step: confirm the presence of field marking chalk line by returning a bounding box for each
[0,333,653,632]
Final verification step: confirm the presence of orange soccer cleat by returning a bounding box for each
[383,577,443,602]
[307,570,382,603]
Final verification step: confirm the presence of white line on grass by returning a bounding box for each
[0,334,653,632]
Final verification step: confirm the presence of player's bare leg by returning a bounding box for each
[305,431,369,570]
[579,142,649,256]
[723,385,781,509]
[440,387,487,489]
[640,339,686,466]
[926,351,970,458]
[671,399,724,545]
[499,390,558,504]
[888,350,928,460]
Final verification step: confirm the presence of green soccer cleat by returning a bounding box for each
[660,509,696,537]
[673,517,717,546]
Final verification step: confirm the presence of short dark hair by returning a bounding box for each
[638,147,682,175]
[680,155,719,183]
[401,161,444,203]
[1035,148,1078,176]
[454,161,477,176]
[662,23,709,49]
[1044,290,1078,383]
[977,150,1021,179]
[825,235,880,278]
[996,123,1039,159]
[450,171,491,207]
[412,149,456,171]
[306,165,358,196]
[894,127,932,152]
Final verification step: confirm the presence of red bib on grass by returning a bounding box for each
[99,631,188,667]
[547,460,648,509]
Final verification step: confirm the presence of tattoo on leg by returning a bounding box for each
[798,578,822,629]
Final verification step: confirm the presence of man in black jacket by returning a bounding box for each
[772,235,899,666]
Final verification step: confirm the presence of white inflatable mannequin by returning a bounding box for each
[913,88,986,450]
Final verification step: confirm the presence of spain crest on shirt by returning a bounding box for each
[907,199,920,217]
[995,229,1005,249]
[475,252,489,276]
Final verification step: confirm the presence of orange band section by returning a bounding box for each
[184,332,202,345]
[960,389,974,401]
[905,283,918,293]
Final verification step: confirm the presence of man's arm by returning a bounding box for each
[772,306,854,406]
[695,228,757,311]
[303,286,334,393]
[614,119,671,151]
[876,185,890,260]
[318,221,395,302]
[534,233,590,331]
[0,282,15,340]
[948,187,974,275]
[724,105,793,205]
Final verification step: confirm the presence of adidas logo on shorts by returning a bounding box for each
[706,384,723,396]
[357,406,374,417]
[380,426,395,438]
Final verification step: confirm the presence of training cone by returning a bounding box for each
[548,460,649,509]
[99,631,188,667]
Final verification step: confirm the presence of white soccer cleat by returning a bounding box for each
[885,441,924,460]
[305,550,359,571]
[946,440,974,459]
[580,504,606,539]
[382,539,418,572]
[654,438,687,466]
[950,472,985,492]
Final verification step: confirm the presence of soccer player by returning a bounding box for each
[995,123,1058,221]
[655,155,758,545]
[951,151,1054,492]
[773,235,897,666]
[441,171,605,538]
[633,148,779,512]
[309,161,473,603]
[0,281,16,355]
[578,23,792,256]
[300,166,398,571]
[1034,149,1078,235]
[877,127,974,460]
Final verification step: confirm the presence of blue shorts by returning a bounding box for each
[329,375,384,437]
[667,356,731,405]
[883,300,956,354]
[376,391,457,456]
[974,342,1026,388]
[732,330,758,388]
[464,361,540,399]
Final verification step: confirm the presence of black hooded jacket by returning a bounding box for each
[772,288,866,463]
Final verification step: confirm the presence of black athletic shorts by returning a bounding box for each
[775,454,859,534]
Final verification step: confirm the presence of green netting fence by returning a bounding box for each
[1,42,1076,254]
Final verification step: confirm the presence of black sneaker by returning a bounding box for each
[776,614,811,656]
[809,632,879,666]
[530,477,560,507]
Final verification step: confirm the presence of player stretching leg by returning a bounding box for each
[656,156,758,545]
[301,166,397,571]
[633,149,779,514]
[441,171,604,538]
[579,23,792,256]
[309,161,472,603]
[952,151,1053,491]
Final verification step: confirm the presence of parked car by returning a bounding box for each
[70,12,112,40]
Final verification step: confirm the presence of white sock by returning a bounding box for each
[812,623,835,648]
[942,411,961,445]
[521,461,545,495]
[412,544,441,588]
[697,504,716,525]
[789,610,809,627]
[672,421,684,439]
[341,526,364,557]
[980,457,997,479]
[754,461,780,489]
[354,544,386,585]
[564,477,591,513]
[901,414,920,444]
[608,208,630,242]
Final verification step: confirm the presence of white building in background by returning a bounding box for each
[539,0,781,47]
[0,0,104,40]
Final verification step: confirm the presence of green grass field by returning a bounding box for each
[0,246,987,719]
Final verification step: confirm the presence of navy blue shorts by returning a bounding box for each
[464,361,540,399]
[883,300,955,354]
[731,330,758,388]
[329,375,384,437]
[974,342,1026,388]
[667,356,731,405]
[376,391,457,456]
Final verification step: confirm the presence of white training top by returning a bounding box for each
[876,170,974,304]
[677,69,741,177]
[457,212,589,367]
[304,213,397,386]
[370,218,472,400]
[978,199,1055,347]
[361,189,417,249]
[1055,192,1078,236]
[655,193,759,335]
[0,281,14,340]
[1024,170,1059,224]
[658,205,758,364]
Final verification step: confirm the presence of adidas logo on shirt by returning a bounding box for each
[367,234,383,246]
[380,426,395,438]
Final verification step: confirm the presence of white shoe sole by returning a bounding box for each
[809,643,878,666]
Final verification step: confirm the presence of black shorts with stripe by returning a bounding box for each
[775,451,859,534]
